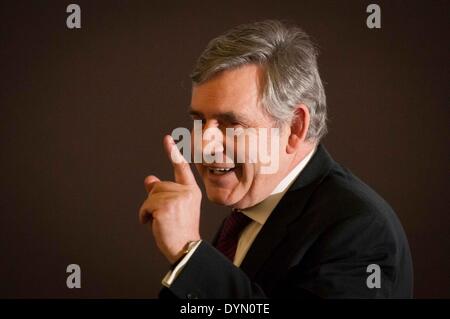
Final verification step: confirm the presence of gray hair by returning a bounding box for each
[190,20,327,141]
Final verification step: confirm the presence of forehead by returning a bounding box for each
[190,64,264,116]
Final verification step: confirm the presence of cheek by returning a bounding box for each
[239,162,258,187]
[238,166,272,204]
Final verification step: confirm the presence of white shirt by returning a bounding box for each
[162,147,316,287]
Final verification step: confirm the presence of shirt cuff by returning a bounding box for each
[161,240,202,288]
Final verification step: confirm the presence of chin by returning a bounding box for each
[205,188,238,206]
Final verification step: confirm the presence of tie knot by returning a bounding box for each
[216,209,251,261]
[223,209,252,236]
[214,209,252,261]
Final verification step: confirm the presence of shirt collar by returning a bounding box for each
[241,146,317,225]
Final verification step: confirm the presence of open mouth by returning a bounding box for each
[205,165,236,175]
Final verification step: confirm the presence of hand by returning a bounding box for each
[139,135,201,264]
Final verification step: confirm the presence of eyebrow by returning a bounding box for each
[188,107,252,125]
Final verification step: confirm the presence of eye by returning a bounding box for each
[219,119,242,128]
[230,121,246,128]
[190,115,206,124]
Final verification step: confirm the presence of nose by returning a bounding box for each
[202,120,224,158]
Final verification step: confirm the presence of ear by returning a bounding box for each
[286,104,310,154]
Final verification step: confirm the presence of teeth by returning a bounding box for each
[208,167,234,174]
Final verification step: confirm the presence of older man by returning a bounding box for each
[139,20,413,298]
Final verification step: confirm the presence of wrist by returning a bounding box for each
[170,239,202,265]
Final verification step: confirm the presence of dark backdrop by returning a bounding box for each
[0,0,448,298]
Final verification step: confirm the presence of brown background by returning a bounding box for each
[0,0,448,298]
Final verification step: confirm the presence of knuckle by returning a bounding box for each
[183,191,193,201]
[139,201,148,213]
[150,182,162,193]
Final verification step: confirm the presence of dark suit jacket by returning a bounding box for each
[159,144,413,298]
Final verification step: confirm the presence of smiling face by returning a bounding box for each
[190,64,296,209]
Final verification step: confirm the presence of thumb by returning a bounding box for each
[144,175,161,193]
[163,134,196,185]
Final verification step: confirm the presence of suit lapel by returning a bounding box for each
[240,144,335,279]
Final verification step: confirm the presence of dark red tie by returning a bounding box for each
[214,209,252,262]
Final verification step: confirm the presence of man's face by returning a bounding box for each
[190,64,292,209]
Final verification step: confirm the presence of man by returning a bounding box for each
[139,20,413,298]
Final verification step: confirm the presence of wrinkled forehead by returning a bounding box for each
[190,64,265,118]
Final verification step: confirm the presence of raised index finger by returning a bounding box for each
[163,134,196,185]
